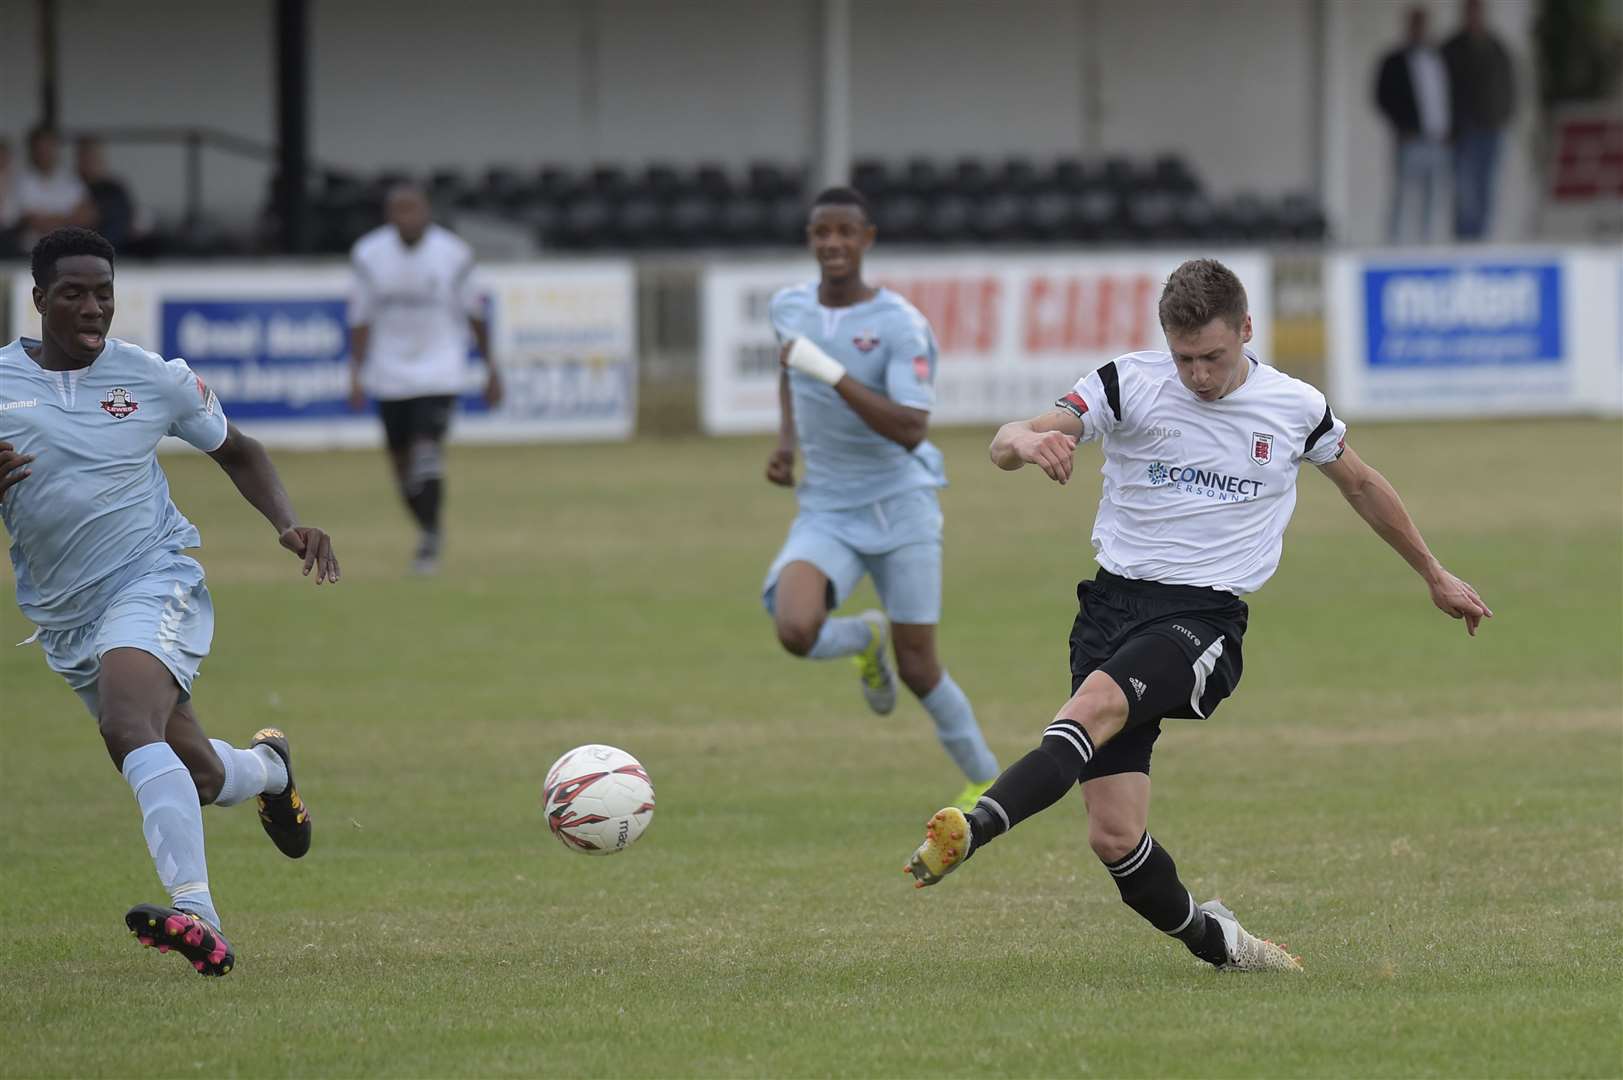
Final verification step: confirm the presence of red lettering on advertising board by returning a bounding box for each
[878,277,1000,354]
[1023,273,1157,354]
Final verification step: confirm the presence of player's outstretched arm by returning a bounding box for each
[989,410,1084,483]
[1318,444,1490,635]
[780,337,928,450]
[207,423,340,584]
[471,316,502,408]
[765,367,797,486]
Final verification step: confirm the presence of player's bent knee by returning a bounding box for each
[774,615,822,657]
[1063,673,1131,740]
[1088,820,1142,863]
[896,652,940,697]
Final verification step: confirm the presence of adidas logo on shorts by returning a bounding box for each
[1129,677,1148,701]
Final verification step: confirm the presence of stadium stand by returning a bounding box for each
[277,155,1327,255]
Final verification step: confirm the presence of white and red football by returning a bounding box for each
[542,744,655,855]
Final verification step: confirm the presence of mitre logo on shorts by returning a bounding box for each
[1250,432,1274,465]
[852,331,880,353]
[99,387,138,419]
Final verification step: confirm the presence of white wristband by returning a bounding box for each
[786,337,848,386]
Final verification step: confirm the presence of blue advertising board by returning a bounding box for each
[1362,262,1563,368]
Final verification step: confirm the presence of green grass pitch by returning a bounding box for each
[1,420,1619,1078]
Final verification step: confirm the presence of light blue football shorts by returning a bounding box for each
[762,487,944,625]
[29,552,215,719]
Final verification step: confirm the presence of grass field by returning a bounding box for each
[1,420,1620,1078]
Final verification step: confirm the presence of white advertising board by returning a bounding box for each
[8,261,638,447]
[1326,247,1623,419]
[700,252,1272,435]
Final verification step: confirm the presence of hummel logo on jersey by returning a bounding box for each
[99,387,138,419]
[852,331,880,353]
[1250,432,1275,465]
[1129,677,1148,701]
[0,399,38,411]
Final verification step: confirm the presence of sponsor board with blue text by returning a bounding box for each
[1327,250,1622,419]
[9,264,636,446]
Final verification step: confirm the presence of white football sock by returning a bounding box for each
[921,672,999,783]
[122,742,220,929]
[807,616,873,660]
[209,739,288,806]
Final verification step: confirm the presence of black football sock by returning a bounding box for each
[1103,832,1229,966]
[406,477,443,537]
[964,718,1095,853]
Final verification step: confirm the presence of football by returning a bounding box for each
[542,744,656,855]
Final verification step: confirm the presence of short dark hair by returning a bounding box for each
[31,227,117,289]
[1158,258,1247,335]
[810,185,871,222]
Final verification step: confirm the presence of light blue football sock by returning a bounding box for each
[122,742,220,929]
[921,672,999,783]
[807,616,873,660]
[209,739,288,807]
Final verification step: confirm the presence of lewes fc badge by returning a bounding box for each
[852,331,880,353]
[1249,431,1274,466]
[100,387,139,419]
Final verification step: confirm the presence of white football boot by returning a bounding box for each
[1199,899,1303,971]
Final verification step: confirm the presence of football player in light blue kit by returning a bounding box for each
[0,228,339,977]
[763,187,998,810]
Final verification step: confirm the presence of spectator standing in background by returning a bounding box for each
[0,139,20,256]
[347,184,501,576]
[1375,7,1452,243]
[76,136,141,250]
[13,126,95,246]
[1443,0,1517,240]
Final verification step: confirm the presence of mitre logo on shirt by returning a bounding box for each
[99,387,138,419]
[852,331,880,353]
[1147,461,1266,502]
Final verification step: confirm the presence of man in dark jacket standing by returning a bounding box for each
[1375,7,1452,243]
[1443,0,1517,240]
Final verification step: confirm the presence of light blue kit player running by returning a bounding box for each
[0,229,340,978]
[763,187,998,811]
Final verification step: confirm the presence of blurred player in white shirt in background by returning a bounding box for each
[347,184,501,575]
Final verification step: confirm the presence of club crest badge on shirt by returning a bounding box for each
[100,387,139,419]
[852,331,880,353]
[912,355,931,383]
[1250,432,1274,466]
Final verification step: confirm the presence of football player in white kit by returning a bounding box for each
[904,259,1491,971]
[347,184,501,574]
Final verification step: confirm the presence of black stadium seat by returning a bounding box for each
[902,158,943,199]
[852,158,891,199]
[876,192,925,242]
[719,196,770,246]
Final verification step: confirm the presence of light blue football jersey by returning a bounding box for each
[769,283,946,512]
[0,336,228,630]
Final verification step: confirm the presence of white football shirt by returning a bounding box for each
[348,223,481,400]
[1058,350,1347,595]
